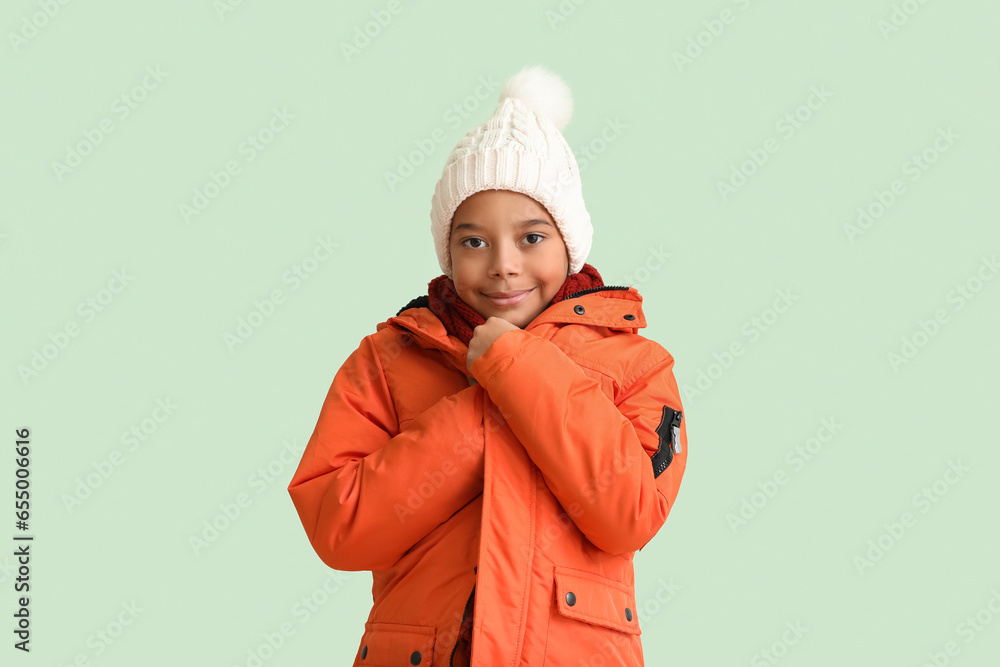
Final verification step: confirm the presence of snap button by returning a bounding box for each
[573,305,585,315]
[360,645,367,659]
[625,607,633,621]
[565,591,576,606]
[410,650,422,665]
[623,313,635,321]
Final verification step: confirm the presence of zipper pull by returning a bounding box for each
[671,411,683,454]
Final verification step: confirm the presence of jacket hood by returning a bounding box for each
[379,285,648,365]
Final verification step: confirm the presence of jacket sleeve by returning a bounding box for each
[288,333,486,572]
[469,328,688,556]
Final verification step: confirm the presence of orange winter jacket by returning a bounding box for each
[287,285,688,666]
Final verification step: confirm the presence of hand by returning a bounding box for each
[466,316,520,375]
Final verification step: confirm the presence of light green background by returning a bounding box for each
[3,0,999,665]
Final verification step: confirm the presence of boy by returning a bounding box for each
[288,65,687,666]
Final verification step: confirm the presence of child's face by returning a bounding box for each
[449,189,570,329]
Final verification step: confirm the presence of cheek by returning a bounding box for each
[451,268,479,297]
[450,255,470,282]
[543,248,569,281]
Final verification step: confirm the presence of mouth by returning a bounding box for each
[482,288,533,306]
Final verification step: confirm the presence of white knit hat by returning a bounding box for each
[430,65,592,279]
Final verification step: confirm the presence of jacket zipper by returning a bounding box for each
[653,407,682,477]
[561,285,631,300]
[449,583,477,666]
[670,410,683,454]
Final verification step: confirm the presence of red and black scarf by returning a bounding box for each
[426,263,604,345]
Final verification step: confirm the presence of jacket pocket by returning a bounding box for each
[354,622,436,666]
[552,566,641,636]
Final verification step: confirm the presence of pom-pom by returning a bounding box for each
[498,65,573,131]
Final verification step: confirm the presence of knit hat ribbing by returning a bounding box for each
[430,65,593,279]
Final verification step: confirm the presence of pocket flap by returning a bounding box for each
[356,622,435,666]
[552,566,641,635]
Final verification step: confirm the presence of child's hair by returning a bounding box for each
[429,65,594,280]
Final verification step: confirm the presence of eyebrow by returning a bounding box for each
[453,219,554,232]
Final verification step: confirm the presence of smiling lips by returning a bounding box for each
[483,288,533,306]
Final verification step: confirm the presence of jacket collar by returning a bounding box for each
[379,286,647,359]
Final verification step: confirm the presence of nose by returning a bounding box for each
[489,240,521,278]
